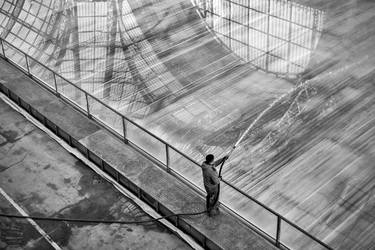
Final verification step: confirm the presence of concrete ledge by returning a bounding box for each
[0,58,276,250]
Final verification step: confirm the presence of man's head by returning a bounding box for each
[205,154,214,164]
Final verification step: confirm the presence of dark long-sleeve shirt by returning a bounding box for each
[201,158,224,190]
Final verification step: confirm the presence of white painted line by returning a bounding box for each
[0,92,203,250]
[0,187,62,250]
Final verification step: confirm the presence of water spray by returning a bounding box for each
[217,83,307,178]
[217,57,365,178]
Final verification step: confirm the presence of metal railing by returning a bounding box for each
[0,37,332,250]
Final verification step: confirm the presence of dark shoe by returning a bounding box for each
[212,209,220,216]
[208,209,220,217]
[212,206,219,213]
[207,209,215,217]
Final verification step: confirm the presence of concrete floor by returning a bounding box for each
[1,0,375,249]
[0,98,191,250]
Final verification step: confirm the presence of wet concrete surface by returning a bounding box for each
[0,98,191,250]
[79,129,276,250]
[0,195,52,250]
[126,1,375,249]
[2,0,374,248]
[0,58,277,249]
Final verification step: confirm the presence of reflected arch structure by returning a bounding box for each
[0,0,187,117]
[193,0,324,78]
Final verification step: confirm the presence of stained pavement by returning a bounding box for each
[0,97,194,249]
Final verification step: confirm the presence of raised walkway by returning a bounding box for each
[0,97,191,250]
[0,58,276,250]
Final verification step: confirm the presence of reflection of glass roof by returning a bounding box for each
[0,0,322,117]
[0,0,324,115]
[0,0,182,115]
[194,0,324,78]
[0,0,57,60]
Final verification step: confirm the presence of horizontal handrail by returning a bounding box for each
[222,179,332,249]
[0,37,332,250]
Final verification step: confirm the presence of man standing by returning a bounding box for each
[201,154,228,216]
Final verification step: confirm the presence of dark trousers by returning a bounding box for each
[205,184,220,214]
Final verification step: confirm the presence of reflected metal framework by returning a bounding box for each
[193,0,324,78]
[0,0,58,62]
[0,37,332,250]
[0,0,181,117]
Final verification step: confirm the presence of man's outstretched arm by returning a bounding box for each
[213,155,229,167]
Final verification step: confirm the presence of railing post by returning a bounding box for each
[53,73,59,94]
[276,216,281,247]
[25,54,31,75]
[0,39,5,58]
[175,215,179,227]
[122,117,128,143]
[85,93,91,118]
[166,144,170,172]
